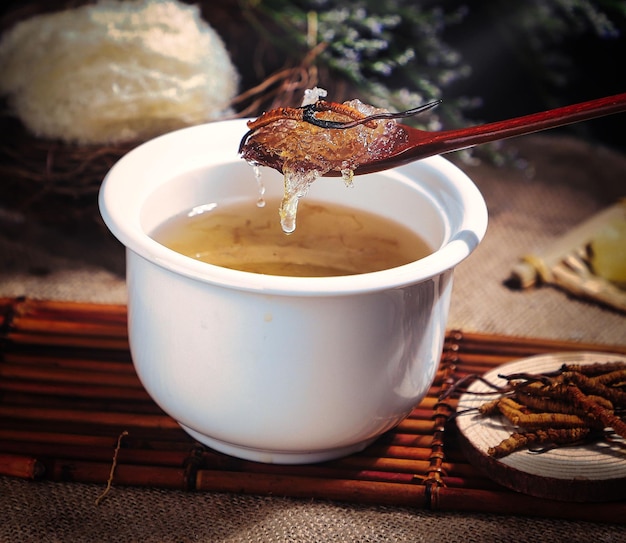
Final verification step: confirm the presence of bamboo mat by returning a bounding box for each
[1,297,625,524]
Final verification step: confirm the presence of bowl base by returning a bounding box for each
[180,423,377,465]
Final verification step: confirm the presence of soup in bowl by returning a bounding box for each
[98,118,487,464]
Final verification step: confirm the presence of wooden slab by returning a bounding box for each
[456,352,626,502]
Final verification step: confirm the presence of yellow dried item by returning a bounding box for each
[515,391,613,415]
[0,0,239,144]
[514,392,587,416]
[562,371,626,407]
[495,397,528,424]
[492,396,588,430]
[488,428,592,459]
[561,361,626,376]
[563,383,626,438]
[589,216,626,289]
[477,398,502,416]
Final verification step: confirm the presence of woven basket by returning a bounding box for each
[0,112,137,226]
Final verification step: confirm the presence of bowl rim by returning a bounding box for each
[99,119,488,296]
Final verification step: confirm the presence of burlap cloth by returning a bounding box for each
[1,134,625,541]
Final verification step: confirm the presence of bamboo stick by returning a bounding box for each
[448,353,626,375]
[378,433,438,449]
[1,393,162,418]
[2,352,135,374]
[0,429,117,448]
[4,332,129,351]
[196,446,448,480]
[430,485,626,524]
[9,316,128,338]
[0,453,45,479]
[0,409,188,438]
[410,395,458,411]
[194,469,429,508]
[0,428,193,452]
[0,405,179,430]
[0,394,153,413]
[362,443,467,464]
[196,451,426,485]
[328,455,478,479]
[412,396,439,409]
[0,364,143,388]
[1,440,189,467]
[13,298,127,324]
[394,418,436,434]
[444,353,524,368]
[358,444,432,462]
[48,459,188,490]
[0,380,152,402]
[446,330,626,354]
[445,350,626,373]
[404,408,435,421]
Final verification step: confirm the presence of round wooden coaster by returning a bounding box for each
[456,352,626,502]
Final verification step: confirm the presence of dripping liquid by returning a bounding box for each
[252,164,266,208]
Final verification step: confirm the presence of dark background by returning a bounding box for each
[1,0,625,152]
[442,2,626,152]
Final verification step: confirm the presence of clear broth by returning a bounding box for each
[151,198,433,277]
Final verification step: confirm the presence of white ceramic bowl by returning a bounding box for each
[99,118,487,464]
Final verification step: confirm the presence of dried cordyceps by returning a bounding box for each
[488,427,594,459]
[470,360,626,458]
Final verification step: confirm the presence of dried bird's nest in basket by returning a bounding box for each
[0,0,322,227]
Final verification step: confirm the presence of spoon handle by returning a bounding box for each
[358,93,626,173]
[423,92,626,151]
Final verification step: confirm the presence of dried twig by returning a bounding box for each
[95,430,129,506]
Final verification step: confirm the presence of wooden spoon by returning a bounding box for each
[338,92,626,176]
